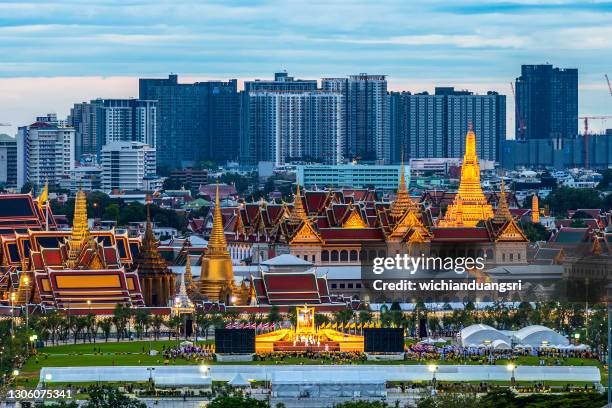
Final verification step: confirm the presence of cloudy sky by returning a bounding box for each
[1,0,612,136]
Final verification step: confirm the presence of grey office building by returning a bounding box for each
[322,74,390,164]
[0,134,17,188]
[139,74,239,167]
[515,64,578,140]
[390,87,505,162]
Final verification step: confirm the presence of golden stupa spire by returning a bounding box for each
[184,249,195,295]
[289,178,308,225]
[208,184,229,254]
[439,124,493,227]
[390,149,417,219]
[493,178,512,223]
[592,233,602,255]
[67,190,90,268]
[531,194,540,223]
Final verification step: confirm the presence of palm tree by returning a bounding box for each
[98,318,112,343]
[195,311,213,340]
[358,310,373,325]
[85,313,97,343]
[112,304,130,341]
[151,315,164,340]
[71,317,88,344]
[168,316,183,341]
[134,310,151,340]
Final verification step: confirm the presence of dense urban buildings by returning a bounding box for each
[100,141,159,192]
[515,64,578,140]
[322,74,390,164]
[68,99,157,161]
[0,134,17,188]
[16,114,75,190]
[139,74,239,167]
[390,87,506,162]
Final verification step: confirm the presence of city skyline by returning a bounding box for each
[1,0,612,136]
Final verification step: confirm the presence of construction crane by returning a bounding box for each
[579,115,612,168]
[606,74,612,96]
[510,82,526,140]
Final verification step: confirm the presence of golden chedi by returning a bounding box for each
[200,185,248,304]
[439,125,494,227]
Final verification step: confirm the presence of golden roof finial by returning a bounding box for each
[531,194,540,223]
[289,177,308,225]
[67,189,90,268]
[208,184,229,253]
[390,148,418,219]
[493,178,512,223]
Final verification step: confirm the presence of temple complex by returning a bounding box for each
[0,191,145,311]
[220,128,528,275]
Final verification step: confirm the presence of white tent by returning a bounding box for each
[228,373,250,387]
[492,339,511,350]
[513,325,568,348]
[460,324,510,347]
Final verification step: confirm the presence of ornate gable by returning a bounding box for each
[290,221,323,245]
[495,219,528,242]
[387,211,431,243]
[342,206,368,229]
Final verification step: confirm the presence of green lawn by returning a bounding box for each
[36,339,213,354]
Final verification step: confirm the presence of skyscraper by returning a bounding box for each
[17,114,75,190]
[240,72,319,165]
[515,64,578,140]
[68,99,157,161]
[139,75,239,167]
[322,74,389,164]
[245,90,344,165]
[390,87,505,162]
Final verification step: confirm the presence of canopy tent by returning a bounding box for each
[513,325,569,348]
[460,324,510,347]
[271,370,386,398]
[491,339,511,350]
[228,373,250,387]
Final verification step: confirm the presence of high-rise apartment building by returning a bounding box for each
[390,87,505,162]
[0,134,17,188]
[245,90,344,165]
[515,64,578,140]
[17,114,75,190]
[100,141,158,192]
[68,99,157,161]
[322,74,389,164]
[139,74,239,167]
[244,71,318,93]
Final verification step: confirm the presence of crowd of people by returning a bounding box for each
[162,344,214,362]
[254,351,366,364]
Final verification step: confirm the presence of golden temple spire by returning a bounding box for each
[184,249,195,295]
[531,194,540,223]
[390,150,417,219]
[439,126,493,227]
[67,190,90,268]
[493,178,512,223]
[289,178,308,225]
[592,233,602,255]
[208,184,229,254]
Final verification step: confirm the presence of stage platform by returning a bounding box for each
[273,341,341,352]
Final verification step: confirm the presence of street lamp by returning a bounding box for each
[506,363,516,387]
[44,373,52,388]
[10,292,16,337]
[428,364,438,395]
[13,369,19,377]
[574,332,580,345]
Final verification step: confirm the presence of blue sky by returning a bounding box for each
[1,0,612,136]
